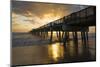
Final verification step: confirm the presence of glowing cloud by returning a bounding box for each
[12,1,88,32]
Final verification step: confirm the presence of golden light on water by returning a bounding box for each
[48,43,64,61]
[51,45,59,59]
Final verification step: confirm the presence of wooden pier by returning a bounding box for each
[30,6,96,47]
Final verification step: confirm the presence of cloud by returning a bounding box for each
[12,1,89,32]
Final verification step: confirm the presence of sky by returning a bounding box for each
[12,1,89,32]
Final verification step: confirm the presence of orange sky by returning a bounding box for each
[12,1,93,32]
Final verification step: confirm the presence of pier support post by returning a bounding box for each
[85,31,89,47]
[63,31,67,46]
[58,30,61,42]
[72,31,78,55]
[62,31,64,39]
[73,32,78,46]
[81,31,87,48]
[50,30,53,42]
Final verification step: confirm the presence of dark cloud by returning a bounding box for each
[12,1,89,32]
[12,1,89,18]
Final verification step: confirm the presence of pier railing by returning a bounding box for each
[30,6,96,46]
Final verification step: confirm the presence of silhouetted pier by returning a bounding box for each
[30,6,96,47]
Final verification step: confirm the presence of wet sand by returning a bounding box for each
[12,33,96,66]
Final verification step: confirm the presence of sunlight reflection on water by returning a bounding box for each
[48,43,64,62]
[12,31,96,65]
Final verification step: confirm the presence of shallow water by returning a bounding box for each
[12,32,96,66]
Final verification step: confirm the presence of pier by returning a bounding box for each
[30,6,96,47]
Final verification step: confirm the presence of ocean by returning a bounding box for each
[12,32,96,66]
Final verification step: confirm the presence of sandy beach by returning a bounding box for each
[12,32,96,66]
